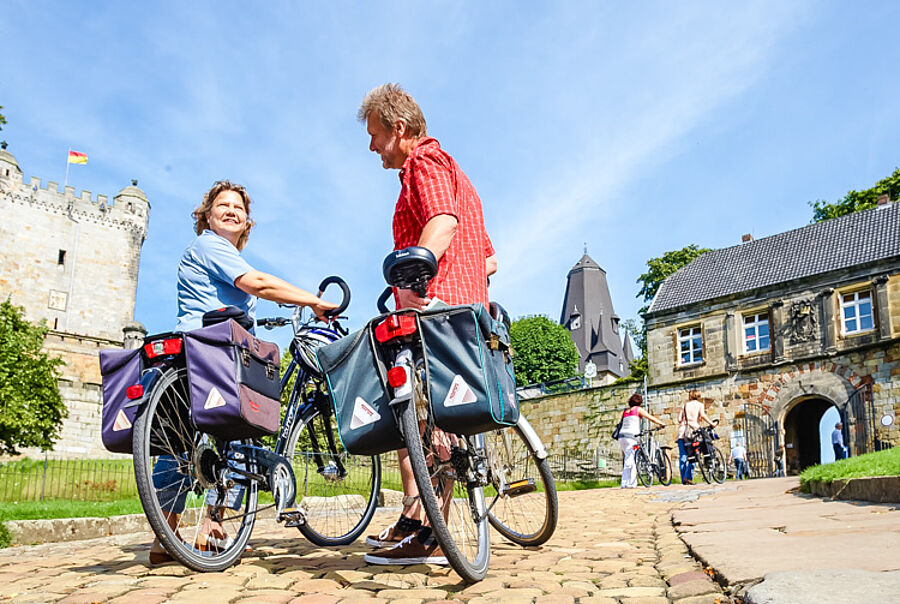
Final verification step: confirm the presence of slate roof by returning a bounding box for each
[648,202,900,315]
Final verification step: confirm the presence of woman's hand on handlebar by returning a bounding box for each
[396,288,430,310]
[309,299,339,322]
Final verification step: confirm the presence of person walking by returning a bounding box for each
[832,422,848,460]
[676,390,715,485]
[618,393,665,488]
[731,441,749,480]
[357,83,497,566]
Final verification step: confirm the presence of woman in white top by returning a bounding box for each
[676,390,714,485]
[618,393,665,488]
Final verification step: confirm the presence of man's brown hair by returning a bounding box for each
[192,180,254,250]
[688,390,701,401]
[357,83,427,138]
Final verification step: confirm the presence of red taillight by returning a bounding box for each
[387,366,408,388]
[126,385,144,400]
[374,314,418,343]
[144,337,183,359]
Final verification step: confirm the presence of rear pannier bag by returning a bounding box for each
[183,320,281,441]
[316,325,403,456]
[99,347,143,453]
[419,304,520,436]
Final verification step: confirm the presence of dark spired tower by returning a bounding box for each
[560,253,634,384]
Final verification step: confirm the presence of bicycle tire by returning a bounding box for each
[635,448,654,487]
[710,447,727,484]
[133,367,257,572]
[484,422,558,546]
[286,408,380,546]
[698,447,714,484]
[654,448,673,486]
[399,367,490,582]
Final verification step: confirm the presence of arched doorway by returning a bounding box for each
[782,397,838,474]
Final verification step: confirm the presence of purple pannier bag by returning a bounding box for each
[99,347,143,453]
[183,320,281,441]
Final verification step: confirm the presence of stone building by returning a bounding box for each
[560,253,634,384]
[644,198,900,475]
[0,144,149,457]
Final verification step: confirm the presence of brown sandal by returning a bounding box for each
[148,549,175,565]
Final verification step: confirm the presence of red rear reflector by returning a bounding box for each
[144,337,183,359]
[387,366,408,388]
[374,314,418,343]
[126,385,144,399]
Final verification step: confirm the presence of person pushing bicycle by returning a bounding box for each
[358,83,498,566]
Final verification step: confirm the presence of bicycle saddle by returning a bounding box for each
[382,247,438,297]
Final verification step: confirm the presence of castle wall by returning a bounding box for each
[0,173,147,341]
[0,162,148,459]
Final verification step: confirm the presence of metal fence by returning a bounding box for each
[0,457,139,502]
[0,448,615,504]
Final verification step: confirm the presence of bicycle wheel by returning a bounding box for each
[655,448,673,486]
[635,448,654,487]
[133,367,258,572]
[399,367,490,582]
[484,423,557,546]
[286,408,380,546]
[709,447,727,484]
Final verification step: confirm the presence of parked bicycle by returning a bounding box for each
[635,425,672,487]
[365,247,558,581]
[685,419,727,484]
[129,277,381,572]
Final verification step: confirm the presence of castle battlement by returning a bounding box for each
[2,169,149,234]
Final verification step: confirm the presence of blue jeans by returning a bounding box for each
[152,453,245,513]
[734,459,748,480]
[833,443,847,460]
[677,439,694,483]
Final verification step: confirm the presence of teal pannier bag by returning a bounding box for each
[316,324,404,456]
[419,304,520,436]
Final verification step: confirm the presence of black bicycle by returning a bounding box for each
[686,420,727,484]
[639,425,672,487]
[371,248,557,582]
[132,277,381,572]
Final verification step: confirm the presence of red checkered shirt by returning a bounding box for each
[393,138,495,307]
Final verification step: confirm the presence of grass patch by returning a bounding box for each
[0,498,145,522]
[799,447,900,491]
[555,478,619,491]
[0,458,137,503]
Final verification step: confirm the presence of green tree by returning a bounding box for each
[625,244,710,382]
[0,300,67,455]
[0,105,6,131]
[810,168,900,222]
[510,315,580,386]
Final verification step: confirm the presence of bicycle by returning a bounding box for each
[686,420,727,484]
[369,247,557,582]
[131,277,380,572]
[639,425,672,487]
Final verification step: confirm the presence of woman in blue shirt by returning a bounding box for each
[150,180,337,564]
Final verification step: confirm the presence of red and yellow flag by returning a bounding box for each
[67,150,87,164]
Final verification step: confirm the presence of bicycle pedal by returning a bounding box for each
[501,478,536,497]
[277,507,306,528]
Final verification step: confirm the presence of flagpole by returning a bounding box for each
[64,147,70,188]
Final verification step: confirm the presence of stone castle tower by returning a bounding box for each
[0,143,149,457]
[560,253,634,385]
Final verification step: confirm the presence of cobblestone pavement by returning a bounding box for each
[0,488,729,603]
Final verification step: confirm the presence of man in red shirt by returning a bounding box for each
[358,83,497,565]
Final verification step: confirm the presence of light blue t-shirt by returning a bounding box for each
[175,230,256,332]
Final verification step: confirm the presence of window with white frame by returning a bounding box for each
[678,325,703,365]
[841,290,874,335]
[743,312,770,353]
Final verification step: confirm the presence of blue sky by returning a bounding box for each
[3,1,900,350]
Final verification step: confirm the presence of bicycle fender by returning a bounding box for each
[123,367,166,409]
[516,415,548,460]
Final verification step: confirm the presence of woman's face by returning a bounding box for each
[206,190,247,246]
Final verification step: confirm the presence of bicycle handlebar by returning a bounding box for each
[376,286,393,315]
[317,276,351,318]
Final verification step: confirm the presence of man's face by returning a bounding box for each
[367,112,405,170]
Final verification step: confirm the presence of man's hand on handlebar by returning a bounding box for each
[396,288,430,311]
